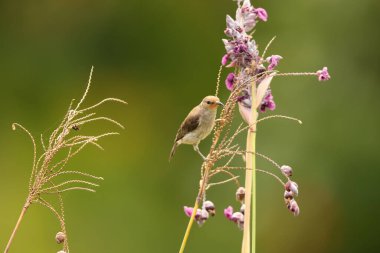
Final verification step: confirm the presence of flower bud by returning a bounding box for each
[316,67,330,81]
[55,232,66,244]
[200,209,209,221]
[287,199,300,216]
[240,204,245,214]
[285,181,299,196]
[184,206,194,217]
[224,206,234,220]
[280,165,293,177]
[203,200,216,216]
[236,187,245,202]
[283,190,294,200]
[231,212,244,223]
[231,212,244,230]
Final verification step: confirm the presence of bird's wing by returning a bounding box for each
[175,109,200,142]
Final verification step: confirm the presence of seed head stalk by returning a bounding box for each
[179,201,199,253]
[3,67,127,253]
[4,200,31,253]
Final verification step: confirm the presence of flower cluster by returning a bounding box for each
[224,187,246,230]
[281,165,300,216]
[221,0,266,69]
[184,200,215,226]
[317,67,331,81]
[221,0,330,119]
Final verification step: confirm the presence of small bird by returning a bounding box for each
[169,95,224,161]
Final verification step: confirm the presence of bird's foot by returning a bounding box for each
[194,145,209,161]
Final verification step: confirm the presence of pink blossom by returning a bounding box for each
[266,55,283,70]
[184,206,193,217]
[254,8,268,22]
[260,90,276,112]
[221,54,229,65]
[316,67,330,81]
[225,72,236,91]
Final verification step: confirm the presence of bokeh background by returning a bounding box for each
[0,0,379,252]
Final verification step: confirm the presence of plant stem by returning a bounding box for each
[179,200,199,253]
[250,129,257,253]
[250,83,258,253]
[242,130,252,253]
[4,200,31,253]
[242,81,258,253]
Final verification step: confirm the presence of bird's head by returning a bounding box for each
[200,96,224,110]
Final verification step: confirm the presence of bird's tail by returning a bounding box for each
[169,142,178,162]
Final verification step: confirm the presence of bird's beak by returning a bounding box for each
[216,101,224,107]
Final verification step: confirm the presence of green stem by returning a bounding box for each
[250,82,258,253]
[251,130,256,253]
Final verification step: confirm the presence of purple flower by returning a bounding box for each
[225,72,236,91]
[221,54,229,65]
[287,199,300,216]
[266,55,283,70]
[254,8,268,22]
[260,89,276,112]
[316,67,330,81]
[224,206,234,220]
[280,165,293,177]
[285,181,299,196]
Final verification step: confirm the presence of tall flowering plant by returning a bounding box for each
[178,1,330,253]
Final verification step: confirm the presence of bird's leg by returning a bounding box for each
[193,144,207,161]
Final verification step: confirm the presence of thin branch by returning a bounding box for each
[256,169,285,186]
[74,66,94,112]
[12,123,37,192]
[40,180,99,192]
[79,98,127,113]
[261,36,277,60]
[75,116,125,129]
[207,175,240,189]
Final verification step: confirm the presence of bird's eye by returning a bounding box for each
[206,101,211,104]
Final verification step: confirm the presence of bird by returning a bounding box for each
[169,95,224,161]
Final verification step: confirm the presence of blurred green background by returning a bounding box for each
[0,0,379,252]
